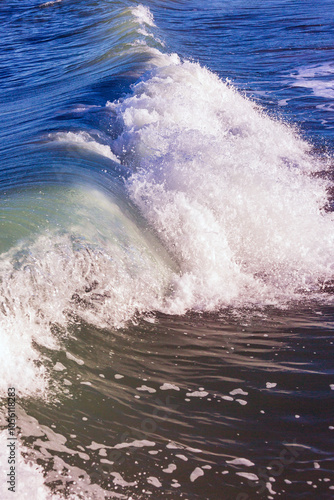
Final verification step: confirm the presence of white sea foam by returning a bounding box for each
[229,388,248,396]
[40,0,62,8]
[236,472,259,481]
[160,382,180,391]
[291,63,334,99]
[108,53,334,315]
[266,382,277,389]
[0,430,96,500]
[186,391,209,398]
[0,431,51,500]
[131,4,156,27]
[113,439,155,449]
[162,463,177,473]
[110,472,137,487]
[147,476,162,487]
[227,458,255,467]
[0,409,129,499]
[293,63,334,79]
[190,467,204,482]
[50,131,120,162]
[136,384,156,393]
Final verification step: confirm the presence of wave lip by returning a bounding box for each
[49,131,120,163]
[131,4,156,27]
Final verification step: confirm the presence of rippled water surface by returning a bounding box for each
[0,0,334,498]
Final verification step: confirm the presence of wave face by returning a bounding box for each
[109,56,334,313]
[0,184,174,396]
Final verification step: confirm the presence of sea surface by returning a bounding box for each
[0,0,334,499]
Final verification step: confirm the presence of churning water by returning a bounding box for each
[0,0,334,498]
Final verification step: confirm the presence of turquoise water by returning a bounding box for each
[0,1,334,498]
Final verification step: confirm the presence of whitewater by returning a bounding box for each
[0,2,333,499]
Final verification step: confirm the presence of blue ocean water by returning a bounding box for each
[0,1,334,499]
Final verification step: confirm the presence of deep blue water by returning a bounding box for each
[0,1,334,499]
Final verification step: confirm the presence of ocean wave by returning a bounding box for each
[1,4,334,399]
[107,24,334,313]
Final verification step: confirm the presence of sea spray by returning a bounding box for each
[108,57,334,312]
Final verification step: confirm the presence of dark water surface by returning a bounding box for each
[0,0,334,499]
